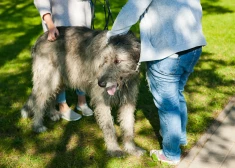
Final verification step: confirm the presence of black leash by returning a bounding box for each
[91,0,114,30]
[103,0,114,30]
[90,0,96,30]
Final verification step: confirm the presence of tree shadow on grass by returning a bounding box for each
[0,0,42,67]
[0,73,120,167]
[45,121,109,168]
[0,1,141,167]
[1,0,235,167]
[0,108,110,167]
[201,0,234,15]
[0,24,42,67]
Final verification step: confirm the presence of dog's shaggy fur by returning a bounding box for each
[21,26,145,156]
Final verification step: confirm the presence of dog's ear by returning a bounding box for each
[109,32,140,47]
[109,35,125,46]
[108,32,140,63]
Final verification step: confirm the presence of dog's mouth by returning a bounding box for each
[106,82,118,96]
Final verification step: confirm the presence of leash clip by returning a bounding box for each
[135,62,141,72]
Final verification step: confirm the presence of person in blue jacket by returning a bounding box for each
[107,0,206,165]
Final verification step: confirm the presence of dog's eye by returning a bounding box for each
[114,59,122,64]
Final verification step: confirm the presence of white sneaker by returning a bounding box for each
[61,109,82,121]
[150,150,180,165]
[76,103,93,116]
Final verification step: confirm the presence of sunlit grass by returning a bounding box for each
[0,0,234,167]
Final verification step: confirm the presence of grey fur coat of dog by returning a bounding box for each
[21,27,145,157]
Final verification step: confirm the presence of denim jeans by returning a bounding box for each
[56,89,85,103]
[147,47,202,161]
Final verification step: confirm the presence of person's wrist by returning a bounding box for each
[47,23,55,30]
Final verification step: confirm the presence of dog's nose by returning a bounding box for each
[98,80,107,87]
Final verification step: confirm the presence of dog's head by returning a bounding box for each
[96,32,140,96]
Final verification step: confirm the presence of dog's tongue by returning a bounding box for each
[107,84,117,95]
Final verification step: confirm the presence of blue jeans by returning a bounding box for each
[56,89,85,103]
[147,47,202,161]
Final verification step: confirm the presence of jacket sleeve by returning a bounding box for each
[34,0,52,19]
[107,0,153,39]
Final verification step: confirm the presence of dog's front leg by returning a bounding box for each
[94,104,124,157]
[118,103,146,156]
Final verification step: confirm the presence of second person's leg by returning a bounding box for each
[57,90,82,121]
[76,89,93,116]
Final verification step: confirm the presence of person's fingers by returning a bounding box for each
[47,36,52,41]
[47,34,54,41]
[48,31,57,41]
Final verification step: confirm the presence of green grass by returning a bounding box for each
[0,0,235,167]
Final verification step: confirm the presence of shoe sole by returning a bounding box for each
[82,113,93,117]
[61,115,82,121]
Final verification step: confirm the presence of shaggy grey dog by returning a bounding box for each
[21,26,145,157]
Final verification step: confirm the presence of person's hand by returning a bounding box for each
[43,13,60,41]
[47,26,59,41]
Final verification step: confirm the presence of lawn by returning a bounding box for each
[0,0,234,167]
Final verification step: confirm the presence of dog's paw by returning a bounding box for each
[33,125,47,133]
[124,143,146,157]
[126,146,146,157]
[107,149,126,158]
[50,113,61,121]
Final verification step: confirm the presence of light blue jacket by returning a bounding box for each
[107,0,207,62]
[34,0,91,32]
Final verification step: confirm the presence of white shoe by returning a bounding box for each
[76,103,93,116]
[150,150,180,165]
[61,109,82,121]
